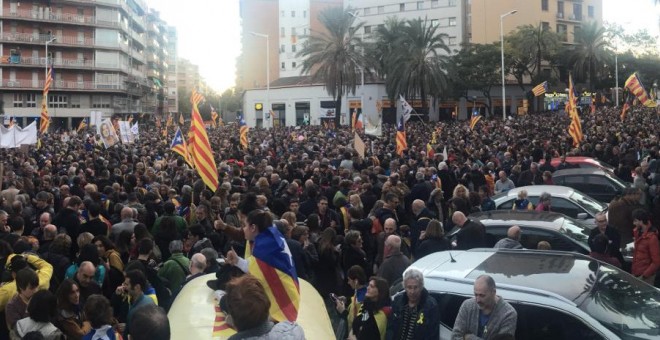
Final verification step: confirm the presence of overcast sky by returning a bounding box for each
[149,0,660,93]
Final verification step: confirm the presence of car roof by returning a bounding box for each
[552,168,610,176]
[493,185,576,198]
[411,249,600,303]
[469,210,567,231]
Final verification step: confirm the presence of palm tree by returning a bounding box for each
[297,7,367,127]
[506,24,562,83]
[568,21,609,90]
[381,18,450,118]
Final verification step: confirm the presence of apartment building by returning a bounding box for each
[176,57,200,94]
[143,8,168,117]
[165,25,177,114]
[0,0,175,129]
[237,0,343,90]
[470,0,603,45]
[345,0,466,50]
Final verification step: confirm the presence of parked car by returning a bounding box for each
[449,210,592,254]
[541,156,615,172]
[169,274,335,340]
[552,168,630,203]
[491,185,607,228]
[408,249,660,339]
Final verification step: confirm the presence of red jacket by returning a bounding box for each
[631,227,660,278]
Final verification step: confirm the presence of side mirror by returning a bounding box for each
[577,213,588,220]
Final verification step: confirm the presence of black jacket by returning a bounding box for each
[387,288,440,340]
[416,237,451,260]
[455,219,487,250]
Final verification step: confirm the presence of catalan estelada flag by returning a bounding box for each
[189,89,218,191]
[621,92,633,122]
[170,127,193,167]
[39,64,53,134]
[532,81,548,97]
[469,110,482,130]
[395,116,407,156]
[239,115,249,149]
[212,303,236,338]
[245,226,300,322]
[77,118,88,132]
[210,105,219,128]
[567,73,583,146]
[624,73,657,108]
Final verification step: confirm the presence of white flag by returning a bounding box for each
[399,94,413,122]
[131,122,139,140]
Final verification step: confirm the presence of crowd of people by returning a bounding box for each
[0,104,657,340]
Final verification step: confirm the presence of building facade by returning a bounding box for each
[470,0,603,45]
[237,0,343,91]
[165,25,177,114]
[143,8,169,117]
[176,57,200,93]
[0,0,175,129]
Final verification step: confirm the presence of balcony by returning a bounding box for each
[5,56,96,69]
[556,12,582,22]
[0,79,128,92]
[0,33,94,47]
[146,53,160,63]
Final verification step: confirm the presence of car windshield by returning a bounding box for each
[577,264,660,339]
[559,218,590,246]
[570,191,608,215]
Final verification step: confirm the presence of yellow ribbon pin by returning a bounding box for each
[417,312,425,324]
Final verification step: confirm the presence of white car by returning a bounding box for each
[408,249,660,340]
[492,185,607,228]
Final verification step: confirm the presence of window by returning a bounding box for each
[551,198,581,219]
[431,0,439,7]
[280,27,285,37]
[281,62,285,70]
[573,3,582,20]
[417,1,423,10]
[280,44,285,53]
[541,22,550,31]
[91,95,110,109]
[303,10,307,18]
[449,17,457,26]
[70,95,81,108]
[77,8,84,16]
[377,6,384,14]
[13,93,23,107]
[448,36,457,45]
[292,44,297,52]
[291,10,295,17]
[364,7,370,15]
[510,303,604,339]
[291,27,296,36]
[558,1,564,16]
[431,19,439,27]
[49,95,68,108]
[557,24,567,41]
[588,5,594,18]
[449,0,456,5]
[364,26,371,34]
[292,61,296,68]
[436,294,470,330]
[400,3,405,11]
[26,93,36,108]
[541,0,548,11]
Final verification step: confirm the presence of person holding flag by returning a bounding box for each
[239,115,249,150]
[210,105,219,128]
[469,110,482,130]
[77,118,88,133]
[396,116,407,156]
[224,209,300,323]
[170,127,193,167]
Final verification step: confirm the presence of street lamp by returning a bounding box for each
[249,32,270,128]
[500,9,517,119]
[45,36,56,77]
[349,11,365,122]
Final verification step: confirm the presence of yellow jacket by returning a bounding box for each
[0,254,54,310]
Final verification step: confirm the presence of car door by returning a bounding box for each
[511,302,610,340]
[584,175,617,203]
[550,197,582,219]
[433,293,470,340]
[519,227,586,254]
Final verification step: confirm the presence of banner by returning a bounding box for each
[0,121,38,148]
[131,122,139,140]
[364,100,382,137]
[353,132,365,158]
[319,106,336,118]
[118,121,135,144]
[97,118,119,148]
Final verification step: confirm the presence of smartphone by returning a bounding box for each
[330,293,339,302]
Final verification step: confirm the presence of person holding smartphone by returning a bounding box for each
[334,265,368,332]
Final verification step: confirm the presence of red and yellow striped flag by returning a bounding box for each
[624,73,656,108]
[211,105,219,128]
[39,64,53,134]
[567,74,583,146]
[189,89,218,192]
[239,115,249,149]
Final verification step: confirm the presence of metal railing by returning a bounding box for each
[0,79,128,91]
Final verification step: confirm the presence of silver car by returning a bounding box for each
[408,249,660,340]
[492,185,607,228]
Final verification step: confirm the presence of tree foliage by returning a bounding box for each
[566,21,609,90]
[505,24,562,89]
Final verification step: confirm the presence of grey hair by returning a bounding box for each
[477,274,496,291]
[201,247,218,264]
[169,240,183,253]
[403,268,424,288]
[539,192,552,202]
